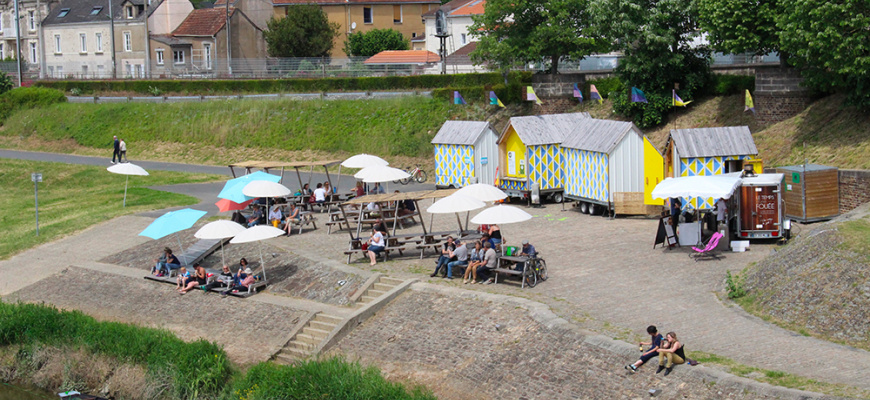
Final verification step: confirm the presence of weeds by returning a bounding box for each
[725,270,746,299]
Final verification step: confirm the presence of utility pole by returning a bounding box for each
[37,0,45,79]
[108,0,117,78]
[144,1,150,78]
[225,0,232,75]
[14,0,22,86]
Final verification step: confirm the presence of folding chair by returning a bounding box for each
[689,232,724,261]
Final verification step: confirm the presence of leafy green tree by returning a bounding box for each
[593,0,710,127]
[343,29,409,57]
[469,0,607,75]
[778,0,870,107]
[0,71,13,95]
[264,5,339,58]
[696,0,781,56]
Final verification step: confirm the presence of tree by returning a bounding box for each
[593,0,711,127]
[696,0,781,56]
[778,0,870,107]
[264,5,339,58]
[343,29,409,57]
[469,0,607,75]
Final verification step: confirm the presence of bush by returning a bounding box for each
[585,76,624,99]
[610,89,675,128]
[707,74,755,96]
[0,71,13,95]
[0,87,66,123]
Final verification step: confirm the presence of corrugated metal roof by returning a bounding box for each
[561,118,638,154]
[777,164,838,172]
[507,113,591,145]
[431,121,491,145]
[670,126,757,158]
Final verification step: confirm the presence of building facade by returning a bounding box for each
[0,0,58,75]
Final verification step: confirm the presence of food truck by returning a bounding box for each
[733,173,786,239]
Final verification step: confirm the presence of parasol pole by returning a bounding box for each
[219,240,226,267]
[176,233,187,266]
[123,175,129,207]
[257,242,267,282]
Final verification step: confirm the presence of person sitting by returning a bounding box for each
[626,325,664,372]
[234,258,250,284]
[152,247,181,276]
[221,267,256,297]
[175,266,190,289]
[179,263,208,294]
[203,265,234,292]
[247,205,263,227]
[283,203,301,235]
[476,241,498,284]
[373,218,388,236]
[489,224,503,246]
[323,181,333,197]
[372,182,385,194]
[268,205,283,228]
[313,183,327,210]
[445,239,468,280]
[463,241,485,284]
[301,183,312,197]
[366,228,386,266]
[515,240,537,271]
[477,224,490,235]
[656,332,686,376]
[355,181,367,197]
[480,233,496,250]
[430,236,456,277]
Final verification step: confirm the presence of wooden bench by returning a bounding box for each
[493,256,530,288]
[286,211,317,235]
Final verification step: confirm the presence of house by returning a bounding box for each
[431,120,499,188]
[42,0,148,78]
[151,6,265,76]
[562,118,663,215]
[663,126,760,209]
[422,0,485,57]
[497,112,590,202]
[272,0,440,58]
[0,0,58,75]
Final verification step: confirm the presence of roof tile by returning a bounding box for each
[364,50,440,65]
[173,8,230,36]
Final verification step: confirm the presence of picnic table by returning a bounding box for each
[493,255,531,288]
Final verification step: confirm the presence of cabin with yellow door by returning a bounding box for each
[497,113,590,202]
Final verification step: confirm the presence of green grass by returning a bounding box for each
[689,351,870,398]
[0,159,220,260]
[838,216,870,259]
[1,97,475,158]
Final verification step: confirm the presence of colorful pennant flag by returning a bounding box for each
[672,89,692,107]
[589,84,602,104]
[744,90,755,114]
[489,91,505,108]
[453,91,466,105]
[631,87,648,103]
[573,83,583,103]
[526,86,543,105]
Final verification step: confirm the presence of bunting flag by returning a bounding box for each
[526,86,543,105]
[631,87,648,103]
[744,90,755,114]
[589,84,602,104]
[489,91,505,108]
[453,91,467,105]
[573,83,583,103]
[672,89,692,107]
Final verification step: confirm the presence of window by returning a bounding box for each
[203,43,212,69]
[91,7,102,15]
[393,5,402,23]
[95,32,103,53]
[363,7,372,24]
[58,8,70,18]
[460,33,466,45]
[0,44,3,58]
[0,14,3,31]
[97,64,105,77]
[56,66,63,78]
[29,42,37,63]
[28,10,35,30]
[412,32,416,38]
[173,50,184,64]
[80,33,87,53]
[125,6,134,19]
[54,34,61,54]
[125,63,132,77]
[123,32,132,52]
[81,65,88,77]
[155,49,164,65]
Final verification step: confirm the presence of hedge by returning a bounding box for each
[0,87,66,123]
[35,72,533,95]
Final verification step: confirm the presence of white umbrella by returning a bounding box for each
[229,225,284,281]
[471,205,533,225]
[651,175,741,200]
[194,220,246,267]
[354,165,410,183]
[243,180,292,217]
[456,183,508,202]
[341,154,389,169]
[107,162,149,207]
[428,193,487,233]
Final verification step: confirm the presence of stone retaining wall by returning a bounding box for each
[840,169,870,214]
[755,66,813,123]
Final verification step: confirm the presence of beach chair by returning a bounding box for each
[689,232,724,261]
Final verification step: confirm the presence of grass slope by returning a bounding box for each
[0,159,220,260]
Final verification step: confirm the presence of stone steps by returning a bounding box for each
[272,312,342,364]
[354,276,401,308]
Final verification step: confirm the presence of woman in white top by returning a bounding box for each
[367,228,386,266]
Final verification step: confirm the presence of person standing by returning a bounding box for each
[716,198,728,225]
[119,138,128,163]
[111,136,120,164]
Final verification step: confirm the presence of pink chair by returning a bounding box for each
[690,232,724,261]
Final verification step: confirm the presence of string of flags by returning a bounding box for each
[451,84,702,108]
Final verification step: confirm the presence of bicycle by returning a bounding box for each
[394,165,428,184]
[522,255,548,288]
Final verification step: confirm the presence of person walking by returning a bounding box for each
[119,138,128,163]
[111,136,120,164]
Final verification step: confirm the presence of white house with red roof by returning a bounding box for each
[422,0,485,57]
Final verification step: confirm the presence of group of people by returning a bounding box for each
[153,251,258,297]
[625,325,687,376]
[111,135,128,164]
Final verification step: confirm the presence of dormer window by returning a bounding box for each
[91,7,102,15]
[125,6,134,19]
[57,8,70,18]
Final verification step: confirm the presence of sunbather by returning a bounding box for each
[221,267,255,297]
[179,263,208,294]
[152,247,180,276]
